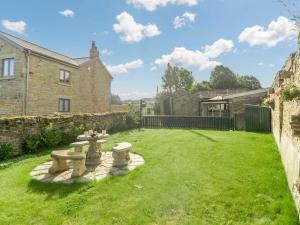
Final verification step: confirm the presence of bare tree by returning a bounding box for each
[278,0,300,23]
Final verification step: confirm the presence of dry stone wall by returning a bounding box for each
[0,112,134,154]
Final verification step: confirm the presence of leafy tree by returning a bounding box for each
[237,75,261,90]
[161,64,194,114]
[111,94,122,105]
[175,67,194,91]
[209,65,238,89]
[190,81,211,93]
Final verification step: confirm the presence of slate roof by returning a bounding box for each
[222,88,269,100]
[0,31,90,66]
[207,88,269,101]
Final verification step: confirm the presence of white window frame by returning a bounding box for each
[59,70,71,84]
[2,58,15,77]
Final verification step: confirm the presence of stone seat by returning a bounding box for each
[49,150,86,177]
[112,142,132,168]
[70,141,89,152]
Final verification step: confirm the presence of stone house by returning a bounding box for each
[0,31,112,117]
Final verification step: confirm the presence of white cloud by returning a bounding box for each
[269,63,275,68]
[117,91,155,100]
[155,38,234,70]
[113,12,161,43]
[59,9,75,17]
[238,16,297,47]
[105,59,144,74]
[150,66,158,71]
[126,0,200,11]
[173,12,196,29]
[101,49,113,55]
[257,62,264,66]
[1,20,26,34]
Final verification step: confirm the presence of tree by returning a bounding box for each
[190,81,211,93]
[278,0,300,23]
[111,94,122,105]
[175,67,194,91]
[237,75,262,90]
[209,65,238,89]
[161,64,194,114]
[162,64,177,115]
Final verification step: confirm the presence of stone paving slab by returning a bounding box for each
[30,152,144,184]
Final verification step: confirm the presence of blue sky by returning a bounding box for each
[0,0,298,100]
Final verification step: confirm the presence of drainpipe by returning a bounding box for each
[24,50,30,115]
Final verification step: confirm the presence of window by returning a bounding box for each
[2,58,14,77]
[59,70,71,84]
[58,98,71,112]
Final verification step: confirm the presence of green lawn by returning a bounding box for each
[0,129,298,225]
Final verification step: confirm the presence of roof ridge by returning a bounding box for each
[0,30,81,64]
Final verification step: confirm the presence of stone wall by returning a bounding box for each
[228,92,267,115]
[271,48,300,214]
[0,38,26,116]
[0,112,134,154]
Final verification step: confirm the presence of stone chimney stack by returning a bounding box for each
[90,41,99,59]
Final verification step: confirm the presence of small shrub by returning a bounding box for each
[0,144,14,161]
[126,105,139,128]
[281,86,300,101]
[65,122,86,143]
[23,134,41,153]
[41,123,64,147]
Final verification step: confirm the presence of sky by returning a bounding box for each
[0,0,298,100]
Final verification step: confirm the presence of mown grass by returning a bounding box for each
[0,129,298,225]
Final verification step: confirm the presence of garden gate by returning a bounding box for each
[244,104,271,133]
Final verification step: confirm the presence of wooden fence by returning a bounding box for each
[245,105,271,133]
[141,115,234,130]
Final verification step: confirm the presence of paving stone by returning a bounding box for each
[30,152,144,184]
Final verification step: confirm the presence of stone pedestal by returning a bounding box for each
[86,139,101,166]
[49,157,69,174]
[112,142,132,168]
[72,159,87,177]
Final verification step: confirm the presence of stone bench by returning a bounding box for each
[112,142,132,168]
[70,141,89,152]
[49,150,86,177]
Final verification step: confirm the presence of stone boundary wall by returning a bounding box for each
[271,48,300,217]
[0,112,133,154]
[272,100,300,213]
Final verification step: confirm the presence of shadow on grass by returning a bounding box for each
[27,179,92,200]
[189,130,218,142]
[0,145,71,170]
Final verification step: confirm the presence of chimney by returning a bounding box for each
[90,41,99,59]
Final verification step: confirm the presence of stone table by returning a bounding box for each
[77,133,109,166]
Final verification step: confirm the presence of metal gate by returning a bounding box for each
[245,104,271,133]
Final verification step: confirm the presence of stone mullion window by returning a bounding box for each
[2,58,14,77]
[58,98,71,112]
